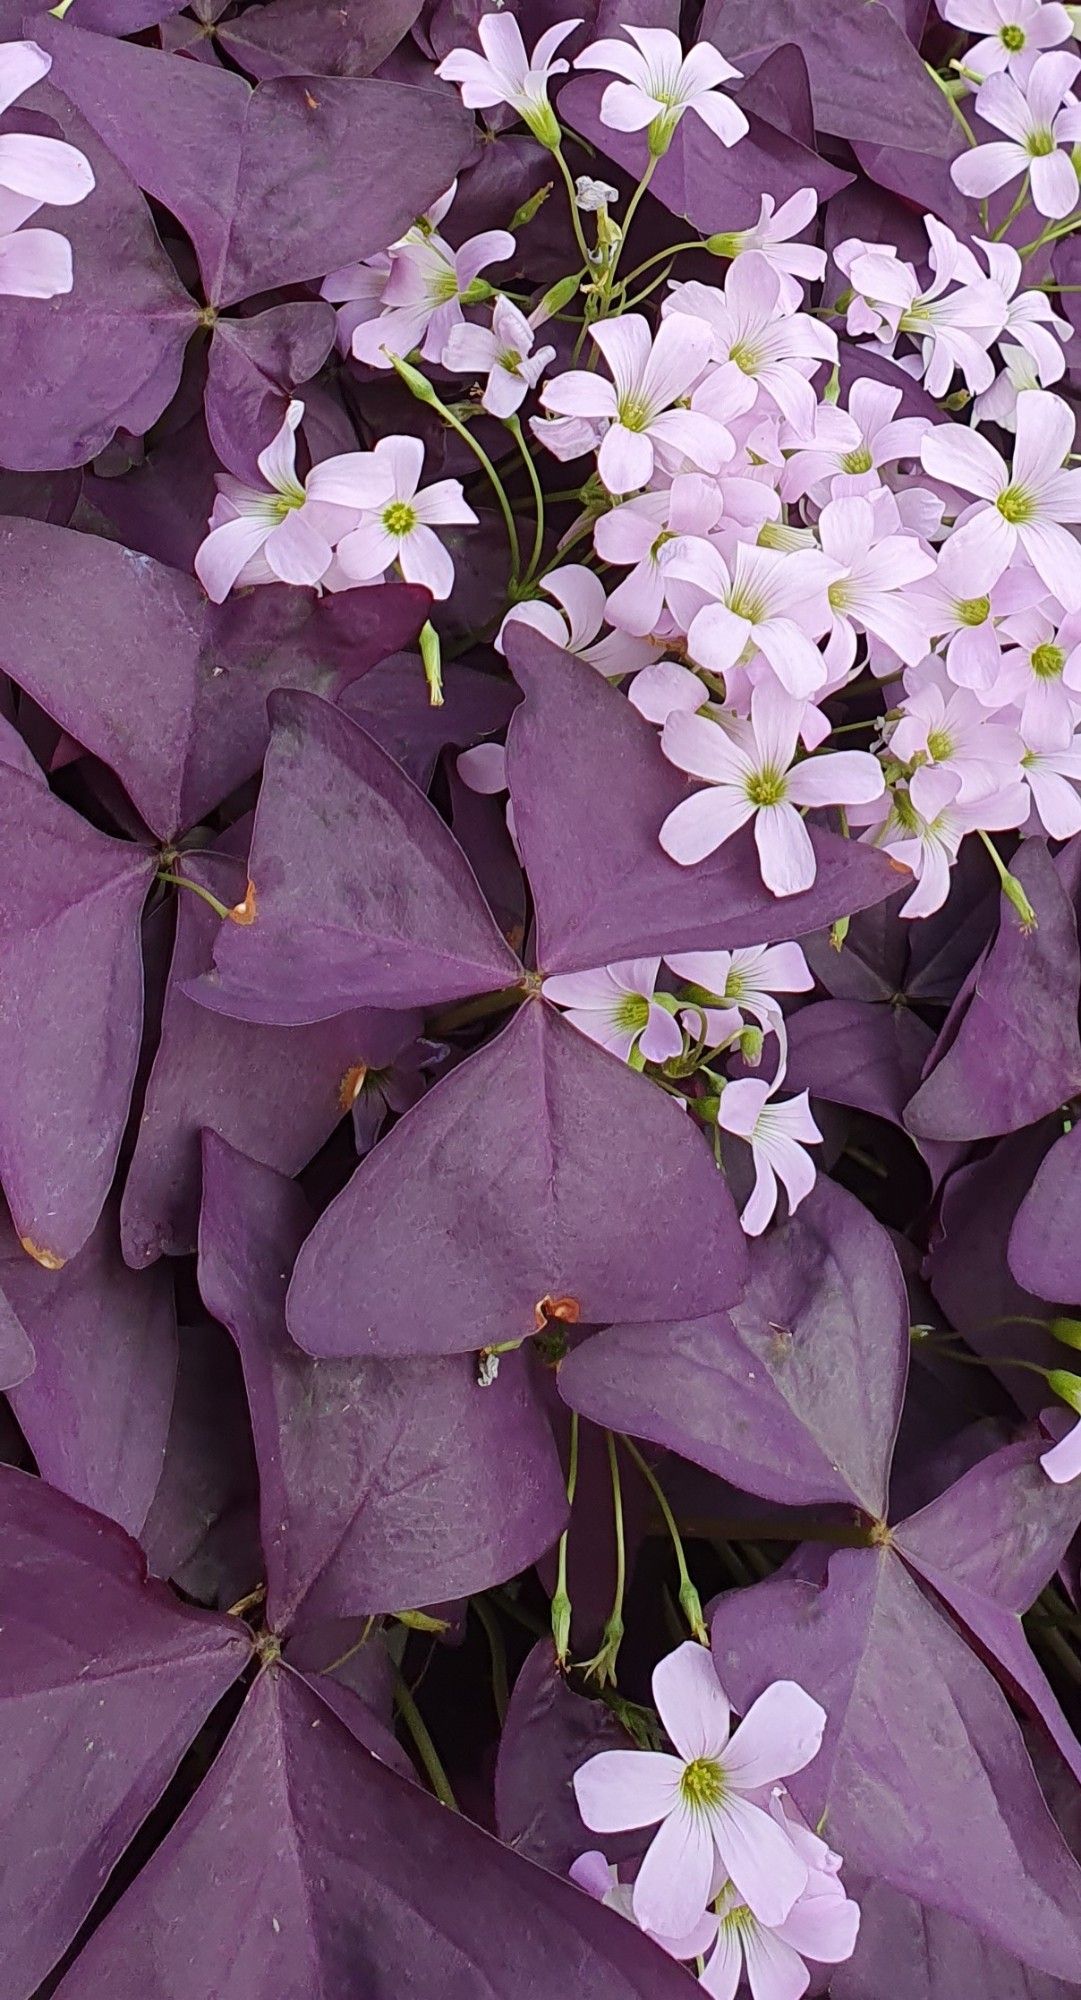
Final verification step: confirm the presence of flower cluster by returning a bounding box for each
[570,1641,860,1998]
[0,41,93,299]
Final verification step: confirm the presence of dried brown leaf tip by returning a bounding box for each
[338,1064,368,1112]
[228,880,257,925]
[19,1236,65,1270]
[533,1294,581,1332]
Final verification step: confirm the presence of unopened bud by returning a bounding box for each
[739,1025,764,1067]
[1048,1368,1081,1415]
[419,620,444,708]
[679,1578,708,1645]
[385,349,439,405]
[534,271,581,323]
[551,1587,572,1665]
[509,182,553,231]
[394,1608,450,1633]
[1051,1317,1081,1352]
[822,363,841,406]
[1000,867,1038,933]
[830,916,851,952]
[704,230,742,259]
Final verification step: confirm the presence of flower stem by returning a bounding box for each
[551,144,596,268]
[616,239,710,289]
[386,352,521,584]
[505,413,547,583]
[471,1596,510,1724]
[551,1409,580,1666]
[977,829,1038,931]
[156,869,233,922]
[992,179,1032,243]
[392,1664,459,1810]
[582,1431,626,1686]
[619,1433,707,1643]
[322,1614,376,1676]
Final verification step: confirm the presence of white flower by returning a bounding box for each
[542,958,684,1065]
[333,434,477,600]
[436,14,581,147]
[443,294,555,417]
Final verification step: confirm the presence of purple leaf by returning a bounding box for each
[1009,1122,1081,1304]
[784,999,962,1188]
[495,1639,639,1876]
[503,629,899,971]
[906,842,1081,1143]
[712,1548,1081,1979]
[39,21,477,307]
[698,0,955,151]
[3,1200,177,1535]
[896,1439,1081,1785]
[203,302,336,484]
[139,1319,262,1609]
[0,1282,33,1392]
[0,520,428,841]
[559,1174,907,1516]
[198,1133,568,1632]
[832,1878,1077,2000]
[52,1664,703,2000]
[287,999,748,1358]
[218,0,426,80]
[202,688,521,1024]
[0,85,195,471]
[0,770,155,1265]
[338,653,519,791]
[0,1467,250,2000]
[121,836,414,1266]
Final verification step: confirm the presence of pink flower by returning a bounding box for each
[194,401,385,602]
[594,468,765,636]
[908,542,1044,692]
[443,294,555,416]
[706,189,826,312]
[626,660,706,723]
[941,0,1073,77]
[669,541,838,700]
[574,26,748,152]
[1041,1412,1081,1483]
[818,495,937,675]
[1019,721,1081,835]
[660,679,885,891]
[717,1079,822,1234]
[975,238,1070,385]
[666,942,812,1054]
[889,665,1023,798]
[858,764,1028,917]
[667,256,837,437]
[351,225,516,369]
[920,389,1081,610]
[0,40,94,300]
[699,1838,860,1999]
[951,51,1081,219]
[540,311,727,492]
[435,15,580,147]
[991,601,1081,738]
[835,221,1004,398]
[568,1852,716,1962]
[541,958,683,1064]
[781,375,931,503]
[333,434,477,599]
[321,185,455,355]
[497,563,659,677]
[573,1642,826,1936]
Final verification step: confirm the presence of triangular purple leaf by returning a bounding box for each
[1009,1122,1081,1304]
[217,0,426,80]
[288,1000,748,1358]
[503,629,900,971]
[203,301,336,484]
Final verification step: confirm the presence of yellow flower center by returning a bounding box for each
[997,484,1036,524]
[1032,642,1066,680]
[840,445,874,475]
[746,766,788,807]
[679,1756,726,1811]
[384,500,417,536]
[956,595,990,627]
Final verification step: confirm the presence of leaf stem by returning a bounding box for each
[392,1665,459,1810]
[582,1431,626,1686]
[551,1409,580,1665]
[157,869,233,922]
[472,1596,510,1724]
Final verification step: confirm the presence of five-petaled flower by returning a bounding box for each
[951,50,1081,218]
[920,388,1081,610]
[541,958,684,1065]
[333,434,477,599]
[575,26,748,154]
[436,15,580,149]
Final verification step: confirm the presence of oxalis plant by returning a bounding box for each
[7,2,1081,1995]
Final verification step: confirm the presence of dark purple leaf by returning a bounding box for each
[52,1664,702,2000]
[0,1467,250,2000]
[503,628,899,971]
[203,302,336,484]
[495,1639,639,1876]
[832,1878,1077,2000]
[559,1174,907,1516]
[0,1284,33,1392]
[139,1319,262,1609]
[784,999,962,1188]
[0,770,155,1265]
[218,0,426,80]
[3,1200,177,1535]
[338,653,519,791]
[198,1133,568,1631]
[906,842,1081,1143]
[0,520,428,841]
[712,1548,1081,1979]
[121,837,414,1266]
[202,688,521,1023]
[1009,1122,1081,1305]
[39,21,477,307]
[287,999,748,1358]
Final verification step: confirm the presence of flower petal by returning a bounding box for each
[712,1792,809,1927]
[572,1749,683,1832]
[632,1805,718,1941]
[653,1640,732,1761]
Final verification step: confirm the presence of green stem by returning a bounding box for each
[472,1597,510,1724]
[616,239,709,289]
[551,144,595,268]
[505,413,546,582]
[977,829,1038,930]
[392,1665,459,1810]
[992,178,1032,243]
[321,1614,376,1676]
[924,61,979,149]
[551,1410,580,1665]
[386,353,521,583]
[157,870,233,922]
[620,1434,707,1642]
[583,1432,627,1686]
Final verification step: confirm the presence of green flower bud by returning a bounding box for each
[1048,1368,1081,1415]
[509,182,554,231]
[385,350,439,405]
[419,620,443,708]
[739,1025,764,1067]
[1051,1317,1081,1351]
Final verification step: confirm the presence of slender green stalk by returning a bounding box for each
[551,1410,580,1665]
[505,414,546,582]
[472,1597,510,1724]
[551,144,596,267]
[157,870,233,922]
[582,1432,626,1686]
[977,828,1038,930]
[992,179,1032,243]
[619,1434,707,1642]
[322,1615,376,1676]
[393,1665,459,1810]
[616,240,711,289]
[385,352,521,583]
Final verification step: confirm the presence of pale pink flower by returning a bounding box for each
[1019,721,1081,834]
[497,563,659,676]
[333,433,477,599]
[593,473,753,636]
[699,1853,860,2000]
[193,401,387,602]
[975,238,1070,384]
[541,957,683,1064]
[889,665,1024,797]
[568,1853,716,1962]
[920,389,1081,609]
[627,660,706,722]
[574,26,748,151]
[660,679,885,890]
[990,601,1081,737]
[540,311,729,492]
[941,0,1073,76]
[573,1642,825,1936]
[320,186,456,354]
[443,294,555,416]
[907,541,1044,690]
[781,376,931,503]
[951,51,1081,218]
[717,1078,822,1234]
[817,495,937,675]
[0,40,94,300]
[435,15,580,146]
[858,764,1028,916]
[706,189,826,311]
[530,411,605,461]
[351,225,516,369]
[667,257,837,437]
[1041,1412,1081,1483]
[666,942,812,1052]
[456,741,507,795]
[835,222,1005,397]
[668,541,838,700]
[971,341,1042,429]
